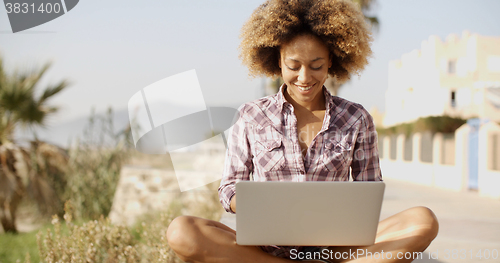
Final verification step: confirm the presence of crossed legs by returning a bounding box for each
[323,206,439,262]
[166,215,291,263]
[166,206,439,263]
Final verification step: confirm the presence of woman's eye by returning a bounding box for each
[286,65,322,71]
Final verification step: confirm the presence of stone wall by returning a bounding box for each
[109,141,226,226]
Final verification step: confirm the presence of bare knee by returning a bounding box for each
[166,216,201,260]
[404,206,439,249]
[405,206,439,235]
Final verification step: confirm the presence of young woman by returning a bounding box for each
[167,1,439,262]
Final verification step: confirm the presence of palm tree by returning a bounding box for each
[0,55,68,233]
[352,0,379,30]
[324,0,379,96]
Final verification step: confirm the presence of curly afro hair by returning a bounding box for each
[239,0,373,83]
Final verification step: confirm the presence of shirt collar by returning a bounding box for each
[276,84,288,112]
[276,83,334,114]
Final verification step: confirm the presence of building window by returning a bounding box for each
[448,59,456,74]
[451,90,456,107]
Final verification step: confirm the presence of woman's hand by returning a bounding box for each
[230,195,236,213]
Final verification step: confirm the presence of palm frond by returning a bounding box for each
[365,16,379,32]
[38,80,68,105]
[17,99,46,125]
[22,63,51,94]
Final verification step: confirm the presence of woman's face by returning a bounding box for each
[279,34,332,108]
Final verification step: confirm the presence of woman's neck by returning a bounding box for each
[283,86,326,112]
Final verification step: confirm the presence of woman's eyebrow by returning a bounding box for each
[285,57,325,62]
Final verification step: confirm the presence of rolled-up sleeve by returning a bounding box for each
[218,105,253,213]
[351,112,383,182]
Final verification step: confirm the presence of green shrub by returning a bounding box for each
[64,108,132,220]
[378,115,467,136]
[34,186,223,263]
[5,170,224,263]
[37,202,143,263]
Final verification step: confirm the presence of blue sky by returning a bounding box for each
[1,0,500,127]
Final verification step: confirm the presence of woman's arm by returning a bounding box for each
[351,111,383,181]
[218,105,253,213]
[230,195,236,213]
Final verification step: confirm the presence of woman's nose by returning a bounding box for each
[297,67,312,83]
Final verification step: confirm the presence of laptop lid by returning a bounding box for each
[235,181,385,246]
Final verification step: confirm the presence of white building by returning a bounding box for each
[384,31,500,127]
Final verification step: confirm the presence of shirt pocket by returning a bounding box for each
[254,138,286,177]
[320,135,353,178]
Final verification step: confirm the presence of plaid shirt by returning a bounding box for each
[218,85,382,258]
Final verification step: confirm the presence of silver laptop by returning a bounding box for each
[236,181,385,246]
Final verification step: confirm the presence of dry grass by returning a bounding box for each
[36,202,175,263]
[31,180,223,263]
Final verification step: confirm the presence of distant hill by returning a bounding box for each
[15,108,131,148]
[14,102,242,149]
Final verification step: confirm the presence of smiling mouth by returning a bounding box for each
[297,84,314,91]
